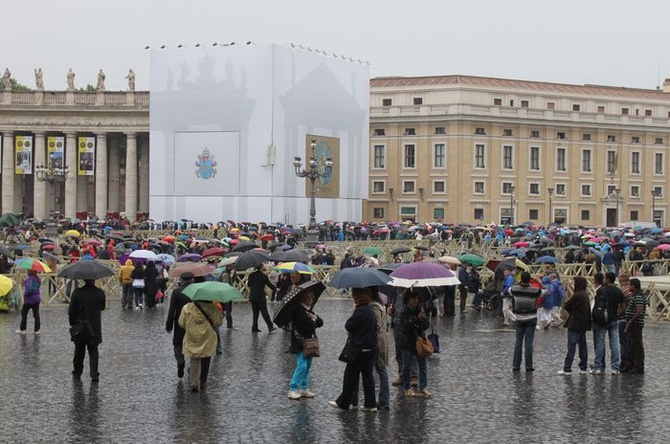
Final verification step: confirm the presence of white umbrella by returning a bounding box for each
[129,249,159,261]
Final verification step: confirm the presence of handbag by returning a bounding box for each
[132,278,145,289]
[69,299,95,343]
[302,337,320,358]
[338,340,361,364]
[416,335,434,358]
[155,289,164,301]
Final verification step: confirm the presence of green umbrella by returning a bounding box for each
[0,213,20,227]
[363,246,383,256]
[181,282,245,303]
[457,253,485,266]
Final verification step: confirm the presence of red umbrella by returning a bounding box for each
[163,235,175,242]
[202,247,226,258]
[260,234,274,242]
[83,238,102,246]
[513,241,529,248]
[41,244,57,250]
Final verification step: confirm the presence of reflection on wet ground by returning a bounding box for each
[0,299,668,443]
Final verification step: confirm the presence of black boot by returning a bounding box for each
[177,363,185,379]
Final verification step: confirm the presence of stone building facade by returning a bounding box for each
[0,89,149,221]
[367,75,670,227]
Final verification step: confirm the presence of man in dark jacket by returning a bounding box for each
[166,271,195,378]
[68,279,106,382]
[330,287,378,411]
[558,276,591,374]
[248,266,277,333]
[458,264,470,313]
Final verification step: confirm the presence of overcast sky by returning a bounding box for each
[4,0,670,92]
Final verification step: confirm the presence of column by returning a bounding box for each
[94,133,108,218]
[138,134,150,215]
[108,136,120,214]
[1,132,14,214]
[33,132,47,220]
[124,132,137,222]
[64,132,77,218]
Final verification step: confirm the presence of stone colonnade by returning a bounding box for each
[0,131,149,222]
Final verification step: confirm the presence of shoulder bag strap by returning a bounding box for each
[193,301,217,332]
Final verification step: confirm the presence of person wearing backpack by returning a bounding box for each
[591,272,624,375]
[503,272,541,372]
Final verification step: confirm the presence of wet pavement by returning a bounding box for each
[1,297,669,443]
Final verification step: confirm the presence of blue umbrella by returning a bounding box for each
[157,254,175,265]
[535,255,557,264]
[329,267,392,289]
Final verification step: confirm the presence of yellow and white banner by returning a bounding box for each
[15,135,34,175]
[47,136,65,170]
[78,137,95,176]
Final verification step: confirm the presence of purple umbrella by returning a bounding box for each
[178,253,203,262]
[390,262,460,288]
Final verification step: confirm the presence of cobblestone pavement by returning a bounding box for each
[1,297,669,443]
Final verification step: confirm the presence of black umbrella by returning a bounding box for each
[328,267,392,289]
[390,247,411,255]
[231,241,259,253]
[106,234,125,242]
[57,260,115,280]
[38,238,54,244]
[273,280,325,328]
[378,262,404,274]
[270,249,311,263]
[40,251,61,264]
[235,249,271,271]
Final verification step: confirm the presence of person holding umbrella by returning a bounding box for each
[68,279,106,382]
[166,271,195,379]
[329,287,378,411]
[178,296,224,392]
[283,282,324,400]
[397,289,432,397]
[16,269,42,334]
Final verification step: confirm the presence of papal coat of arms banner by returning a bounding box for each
[304,135,340,199]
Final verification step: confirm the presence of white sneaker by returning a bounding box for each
[300,389,315,398]
[33,331,40,335]
[287,390,301,400]
[590,369,602,375]
[611,370,620,375]
[557,370,572,375]
[361,406,378,412]
[15,330,26,335]
[578,369,589,375]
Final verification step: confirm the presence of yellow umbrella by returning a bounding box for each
[239,235,250,241]
[0,275,15,296]
[65,229,81,237]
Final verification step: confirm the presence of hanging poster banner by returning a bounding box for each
[15,135,34,175]
[47,136,65,170]
[78,136,95,176]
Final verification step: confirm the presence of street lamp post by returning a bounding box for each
[509,185,515,226]
[652,189,659,226]
[547,187,554,225]
[35,160,69,219]
[293,139,333,231]
[614,188,621,227]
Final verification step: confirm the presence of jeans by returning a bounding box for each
[350,365,390,408]
[593,321,620,371]
[392,325,417,377]
[513,318,537,370]
[563,329,588,372]
[289,351,313,390]
[133,287,144,307]
[402,349,427,390]
[19,303,40,332]
[121,283,133,308]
